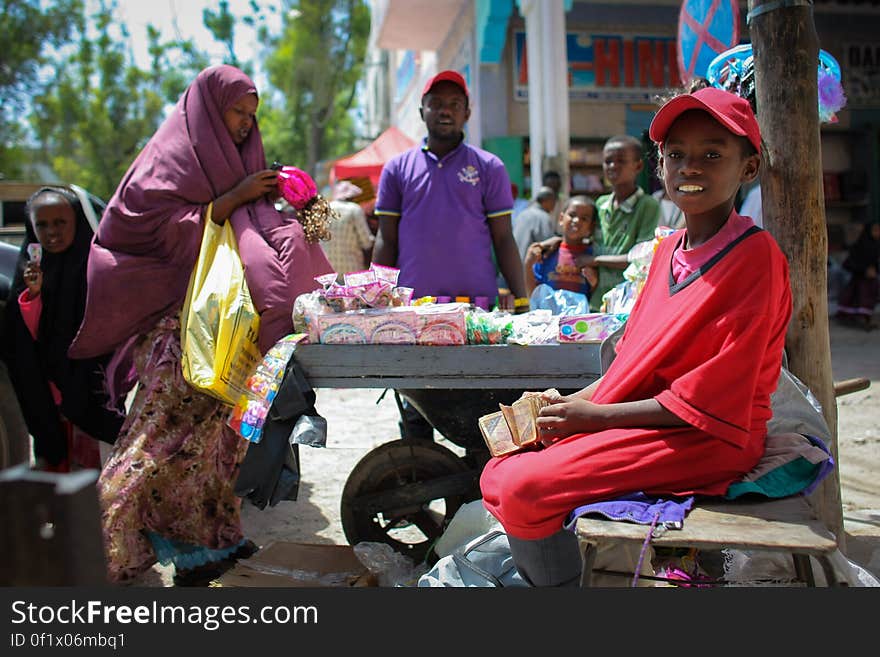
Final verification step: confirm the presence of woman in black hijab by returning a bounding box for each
[1,186,124,470]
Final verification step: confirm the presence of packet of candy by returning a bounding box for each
[322,283,358,312]
[292,290,324,342]
[344,269,378,287]
[369,263,400,285]
[356,280,395,308]
[228,334,306,443]
[466,309,514,345]
[391,286,414,307]
[27,243,42,264]
[315,272,338,290]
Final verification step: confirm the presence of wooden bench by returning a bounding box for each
[575,495,840,587]
[575,376,872,588]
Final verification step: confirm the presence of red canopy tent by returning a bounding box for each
[330,126,417,194]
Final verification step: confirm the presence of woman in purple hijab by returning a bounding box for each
[69,65,332,584]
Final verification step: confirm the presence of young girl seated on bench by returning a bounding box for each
[480,87,792,586]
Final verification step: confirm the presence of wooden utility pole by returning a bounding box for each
[748,0,844,545]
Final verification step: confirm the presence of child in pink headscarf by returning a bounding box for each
[69,65,333,584]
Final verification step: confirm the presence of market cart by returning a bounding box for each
[294,341,611,562]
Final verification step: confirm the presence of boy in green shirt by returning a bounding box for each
[585,135,661,311]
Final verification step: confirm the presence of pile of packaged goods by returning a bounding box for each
[291,265,629,347]
[465,310,514,345]
[501,309,626,345]
[292,265,468,345]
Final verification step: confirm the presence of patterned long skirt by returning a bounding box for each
[98,317,249,583]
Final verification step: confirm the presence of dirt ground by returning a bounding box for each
[823,319,880,576]
[137,318,880,586]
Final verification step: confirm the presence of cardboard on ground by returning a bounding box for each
[214,541,376,587]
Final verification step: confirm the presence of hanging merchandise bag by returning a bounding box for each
[234,351,326,510]
[181,204,262,406]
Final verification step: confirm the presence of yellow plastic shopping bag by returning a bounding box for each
[181,205,261,406]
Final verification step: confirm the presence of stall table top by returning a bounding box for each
[294,343,604,390]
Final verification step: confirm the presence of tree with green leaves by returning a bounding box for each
[0,0,83,178]
[201,0,270,83]
[261,0,370,175]
[203,0,245,74]
[11,0,369,197]
[28,0,209,199]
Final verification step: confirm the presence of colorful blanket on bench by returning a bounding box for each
[564,432,834,530]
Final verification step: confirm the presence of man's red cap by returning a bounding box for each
[649,87,762,154]
[421,70,469,99]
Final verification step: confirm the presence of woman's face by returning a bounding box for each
[223,93,259,145]
[31,194,76,254]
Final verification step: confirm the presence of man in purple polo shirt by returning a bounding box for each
[373,70,527,439]
[373,70,526,305]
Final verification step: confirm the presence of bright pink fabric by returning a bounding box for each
[671,210,754,283]
[17,291,64,406]
[480,226,791,539]
[277,166,317,209]
[17,289,41,340]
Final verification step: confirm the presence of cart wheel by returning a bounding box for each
[340,439,477,564]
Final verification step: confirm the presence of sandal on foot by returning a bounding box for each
[172,540,260,587]
[173,561,229,587]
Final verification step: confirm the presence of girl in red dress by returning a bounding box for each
[480,87,792,586]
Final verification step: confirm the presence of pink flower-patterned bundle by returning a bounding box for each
[276,165,333,243]
[277,166,317,209]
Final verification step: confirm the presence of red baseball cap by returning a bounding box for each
[421,70,469,99]
[649,87,762,153]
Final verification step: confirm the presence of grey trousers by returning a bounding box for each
[507,529,582,587]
